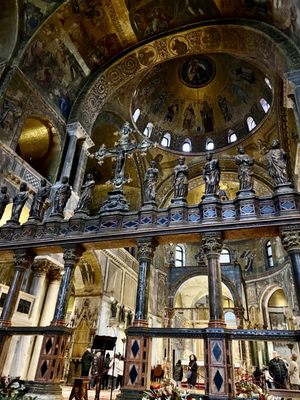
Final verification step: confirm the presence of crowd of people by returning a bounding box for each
[80,348,125,391]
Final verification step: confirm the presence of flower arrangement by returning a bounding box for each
[0,376,37,399]
[235,372,265,399]
[143,379,192,400]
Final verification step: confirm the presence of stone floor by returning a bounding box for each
[62,386,119,400]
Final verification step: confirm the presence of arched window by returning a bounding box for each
[228,130,237,143]
[175,245,184,267]
[260,98,270,113]
[220,248,231,264]
[143,122,153,137]
[246,116,256,131]
[182,138,192,152]
[206,138,214,151]
[266,240,274,268]
[132,108,141,122]
[161,132,171,147]
[265,77,272,89]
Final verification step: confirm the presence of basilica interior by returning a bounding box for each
[1,1,300,399]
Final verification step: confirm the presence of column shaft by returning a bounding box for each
[280,229,300,308]
[53,247,82,324]
[134,239,156,324]
[0,250,33,325]
[60,134,78,179]
[202,234,224,327]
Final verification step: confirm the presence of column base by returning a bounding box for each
[116,388,144,400]
[25,381,62,400]
[133,319,148,327]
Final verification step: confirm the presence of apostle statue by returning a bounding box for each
[235,146,254,192]
[29,178,51,221]
[203,152,220,195]
[266,139,289,186]
[144,160,159,203]
[50,176,72,216]
[173,156,189,199]
[111,299,118,318]
[75,174,95,214]
[127,310,133,327]
[0,186,10,220]
[9,182,29,223]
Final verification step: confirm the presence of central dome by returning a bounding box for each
[131,53,273,154]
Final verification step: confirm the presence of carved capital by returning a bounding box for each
[63,246,83,268]
[280,229,300,252]
[202,233,223,255]
[137,239,156,262]
[14,250,34,271]
[32,259,50,276]
[48,268,62,282]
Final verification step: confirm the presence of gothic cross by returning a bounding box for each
[93,122,151,190]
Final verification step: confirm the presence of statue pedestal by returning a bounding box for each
[199,194,221,221]
[141,200,157,211]
[170,196,187,205]
[100,190,129,214]
[236,189,256,199]
[273,183,300,215]
[234,194,258,219]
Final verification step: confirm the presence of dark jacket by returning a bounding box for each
[188,360,198,386]
[268,357,288,384]
[173,364,183,382]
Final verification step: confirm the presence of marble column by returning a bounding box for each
[202,233,233,399]
[73,136,94,194]
[134,238,156,326]
[0,249,34,375]
[60,122,88,180]
[280,228,300,308]
[17,258,50,378]
[35,246,82,383]
[27,267,62,381]
[202,233,224,327]
[122,239,156,399]
[0,250,34,325]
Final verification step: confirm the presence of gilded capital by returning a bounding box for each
[280,229,300,252]
[202,233,223,255]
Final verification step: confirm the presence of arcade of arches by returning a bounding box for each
[1,1,300,399]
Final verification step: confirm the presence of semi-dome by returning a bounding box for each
[131,53,273,154]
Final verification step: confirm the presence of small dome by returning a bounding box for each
[132,53,272,154]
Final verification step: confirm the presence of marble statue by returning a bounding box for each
[173,156,189,198]
[266,139,288,186]
[111,299,118,318]
[0,186,10,220]
[29,178,51,221]
[127,310,133,326]
[75,174,95,214]
[144,160,159,202]
[119,305,126,323]
[51,176,72,216]
[203,152,220,195]
[9,182,29,223]
[235,146,254,191]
